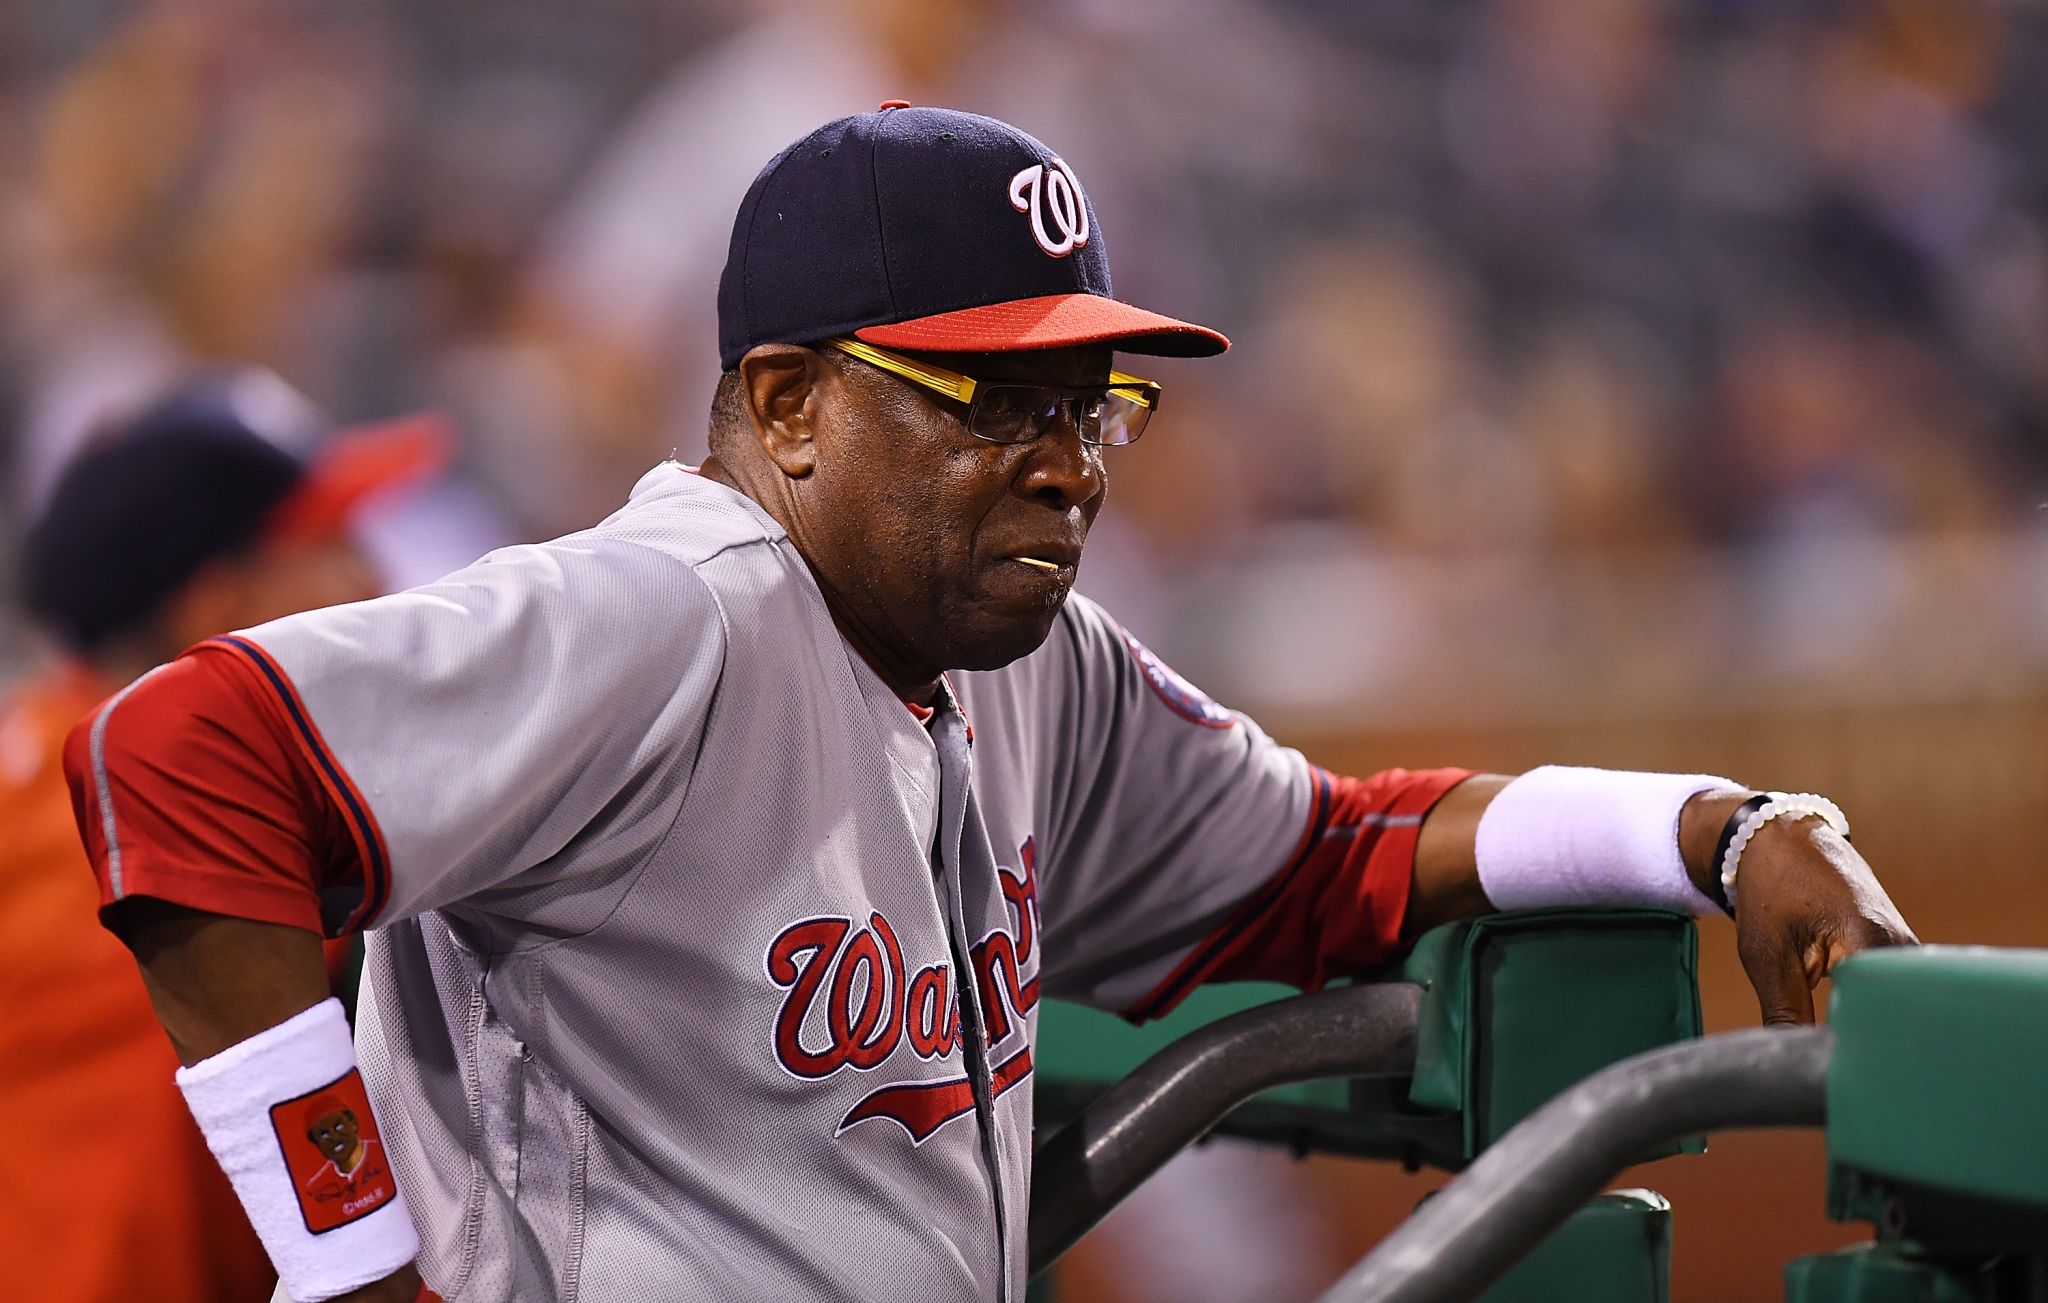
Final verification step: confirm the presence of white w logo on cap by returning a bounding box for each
[1008,158,1090,258]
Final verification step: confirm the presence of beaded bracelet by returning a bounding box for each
[1706,794,1768,917]
[1719,792,1850,912]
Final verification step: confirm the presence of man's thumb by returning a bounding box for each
[1744,942,1817,1026]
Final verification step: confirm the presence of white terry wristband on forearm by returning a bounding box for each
[176,998,419,1302]
[1473,766,1741,916]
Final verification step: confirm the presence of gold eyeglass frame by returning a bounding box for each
[821,335,1162,443]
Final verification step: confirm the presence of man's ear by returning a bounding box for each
[738,344,828,478]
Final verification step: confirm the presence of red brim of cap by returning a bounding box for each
[267,413,453,542]
[854,292,1229,357]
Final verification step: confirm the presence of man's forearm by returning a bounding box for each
[1403,766,1914,1026]
[1407,772,1757,937]
[109,898,331,1064]
[109,899,425,1303]
[1405,773,1509,938]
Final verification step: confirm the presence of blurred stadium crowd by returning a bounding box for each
[3,0,2046,728]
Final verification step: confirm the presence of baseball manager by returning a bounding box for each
[65,106,1914,1302]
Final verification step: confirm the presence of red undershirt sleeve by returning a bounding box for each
[63,641,368,937]
[1124,765,1473,1022]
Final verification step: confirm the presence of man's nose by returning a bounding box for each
[1016,423,1106,510]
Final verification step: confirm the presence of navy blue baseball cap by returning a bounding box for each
[717,103,1229,368]
[23,370,447,653]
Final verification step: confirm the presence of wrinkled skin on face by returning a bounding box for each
[704,343,1111,702]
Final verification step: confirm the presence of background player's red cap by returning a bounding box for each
[265,409,452,543]
[716,103,1228,366]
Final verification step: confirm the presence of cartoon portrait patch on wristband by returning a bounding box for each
[269,1068,399,1234]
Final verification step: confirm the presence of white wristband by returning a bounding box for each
[1474,766,1741,916]
[1719,792,1850,911]
[176,998,419,1302]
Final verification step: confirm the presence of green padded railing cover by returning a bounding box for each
[1826,946,2048,1222]
[1402,910,1704,1161]
[1034,910,1703,1169]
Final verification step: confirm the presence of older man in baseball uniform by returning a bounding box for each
[66,106,1912,1303]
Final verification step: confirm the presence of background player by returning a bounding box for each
[0,372,441,1302]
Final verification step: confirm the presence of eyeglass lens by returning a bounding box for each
[970,384,1148,446]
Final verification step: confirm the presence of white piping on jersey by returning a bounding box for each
[89,664,170,900]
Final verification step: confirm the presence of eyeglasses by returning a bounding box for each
[822,336,1162,446]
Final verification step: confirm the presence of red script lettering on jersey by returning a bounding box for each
[764,839,1042,1143]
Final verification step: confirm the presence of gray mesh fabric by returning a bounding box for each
[245,465,1314,1301]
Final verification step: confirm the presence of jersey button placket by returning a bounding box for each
[928,698,1014,1302]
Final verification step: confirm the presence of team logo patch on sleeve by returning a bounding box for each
[269,1068,399,1234]
[1121,630,1236,729]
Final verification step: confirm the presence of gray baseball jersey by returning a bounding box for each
[76,464,1461,1301]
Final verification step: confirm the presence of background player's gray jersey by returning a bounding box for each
[243,464,1313,1300]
